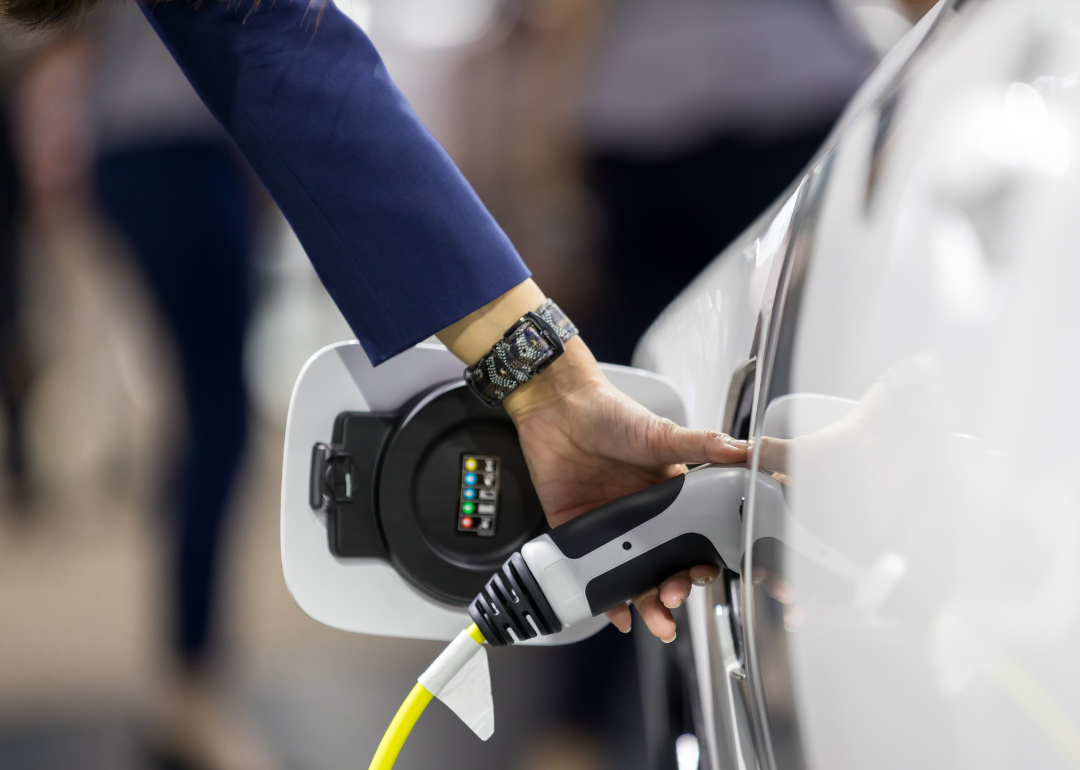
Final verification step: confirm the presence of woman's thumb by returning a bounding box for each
[643,417,749,466]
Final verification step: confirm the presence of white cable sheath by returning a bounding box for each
[418,630,480,694]
[417,629,494,740]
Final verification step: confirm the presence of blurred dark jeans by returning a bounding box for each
[0,104,24,497]
[585,123,835,366]
[95,140,253,664]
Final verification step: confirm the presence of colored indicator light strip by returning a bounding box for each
[459,455,499,536]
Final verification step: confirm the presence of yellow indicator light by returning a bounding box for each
[464,458,478,471]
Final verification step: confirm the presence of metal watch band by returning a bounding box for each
[464,299,579,408]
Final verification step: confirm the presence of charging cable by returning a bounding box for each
[368,623,488,770]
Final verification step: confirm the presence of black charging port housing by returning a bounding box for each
[311,384,548,607]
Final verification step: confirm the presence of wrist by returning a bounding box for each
[502,337,605,421]
[442,280,587,411]
[436,279,546,365]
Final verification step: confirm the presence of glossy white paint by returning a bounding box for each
[281,340,686,644]
[640,0,1080,767]
[634,188,798,432]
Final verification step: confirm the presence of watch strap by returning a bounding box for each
[464,299,578,407]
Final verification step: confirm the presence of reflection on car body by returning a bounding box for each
[636,0,1080,767]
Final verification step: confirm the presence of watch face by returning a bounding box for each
[458,455,499,536]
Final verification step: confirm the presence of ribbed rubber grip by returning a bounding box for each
[468,552,563,647]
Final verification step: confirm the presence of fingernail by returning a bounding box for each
[724,437,750,449]
[691,575,715,586]
[662,632,677,644]
[662,597,683,609]
[618,624,631,634]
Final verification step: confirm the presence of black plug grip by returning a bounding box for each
[584,532,723,615]
[547,473,686,559]
[468,553,562,647]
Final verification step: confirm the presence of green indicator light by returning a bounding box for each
[462,502,475,514]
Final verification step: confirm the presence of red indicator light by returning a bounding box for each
[461,516,474,528]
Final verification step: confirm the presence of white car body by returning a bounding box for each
[637,1,1080,767]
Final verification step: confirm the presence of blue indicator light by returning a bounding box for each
[463,488,477,500]
[464,473,477,485]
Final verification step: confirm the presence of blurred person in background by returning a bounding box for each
[451,0,605,325]
[85,9,270,769]
[580,0,877,365]
[0,103,27,512]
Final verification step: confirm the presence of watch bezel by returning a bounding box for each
[513,311,565,373]
[464,303,573,408]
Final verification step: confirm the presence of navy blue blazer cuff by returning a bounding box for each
[143,0,530,364]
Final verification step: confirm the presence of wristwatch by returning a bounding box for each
[464,299,579,407]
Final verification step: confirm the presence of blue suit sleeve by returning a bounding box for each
[142,0,531,365]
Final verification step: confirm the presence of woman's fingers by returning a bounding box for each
[660,565,721,608]
[659,570,691,609]
[605,602,633,633]
[605,565,722,640]
[633,587,677,642]
[689,564,720,586]
[757,436,793,475]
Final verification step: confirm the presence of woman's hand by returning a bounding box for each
[440,280,747,642]
[503,339,747,642]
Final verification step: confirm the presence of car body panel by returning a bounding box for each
[637,1,1080,767]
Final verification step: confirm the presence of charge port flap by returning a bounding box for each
[322,413,395,559]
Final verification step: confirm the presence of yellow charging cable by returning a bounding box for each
[367,682,433,770]
[368,623,487,770]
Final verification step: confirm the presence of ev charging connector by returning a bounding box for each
[466,464,770,646]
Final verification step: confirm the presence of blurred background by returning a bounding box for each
[0,1,931,768]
